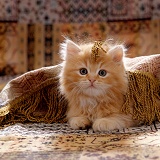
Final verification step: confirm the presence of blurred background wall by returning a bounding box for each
[0,0,159,77]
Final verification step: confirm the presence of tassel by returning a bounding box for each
[122,71,160,125]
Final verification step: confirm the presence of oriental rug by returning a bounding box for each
[0,122,160,160]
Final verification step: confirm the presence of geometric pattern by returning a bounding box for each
[0,123,160,159]
[18,0,61,24]
[0,0,159,23]
[59,0,108,23]
[0,0,18,21]
[53,20,160,64]
[107,0,152,21]
[0,23,19,76]
[0,0,159,76]
[0,20,159,76]
[153,0,160,19]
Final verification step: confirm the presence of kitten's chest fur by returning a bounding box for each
[78,96,122,121]
[79,97,98,108]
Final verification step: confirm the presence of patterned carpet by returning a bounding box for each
[0,1,160,159]
[0,123,160,160]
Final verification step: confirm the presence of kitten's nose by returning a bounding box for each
[89,79,96,85]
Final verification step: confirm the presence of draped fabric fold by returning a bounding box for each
[0,55,159,127]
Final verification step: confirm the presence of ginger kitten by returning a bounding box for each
[59,39,138,132]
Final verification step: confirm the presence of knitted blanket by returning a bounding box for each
[0,54,159,127]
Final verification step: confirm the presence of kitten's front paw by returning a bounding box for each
[93,118,120,132]
[68,117,91,130]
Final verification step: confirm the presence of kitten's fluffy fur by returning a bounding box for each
[59,39,138,132]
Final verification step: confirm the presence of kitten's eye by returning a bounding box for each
[79,68,88,75]
[98,70,107,77]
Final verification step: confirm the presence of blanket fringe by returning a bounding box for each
[0,77,68,126]
[121,71,160,125]
[0,70,160,127]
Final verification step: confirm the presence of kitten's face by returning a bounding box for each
[68,59,110,97]
[59,40,127,98]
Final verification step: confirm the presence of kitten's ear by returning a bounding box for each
[108,45,125,63]
[66,39,81,54]
[101,39,114,50]
[101,41,109,49]
[60,39,81,60]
